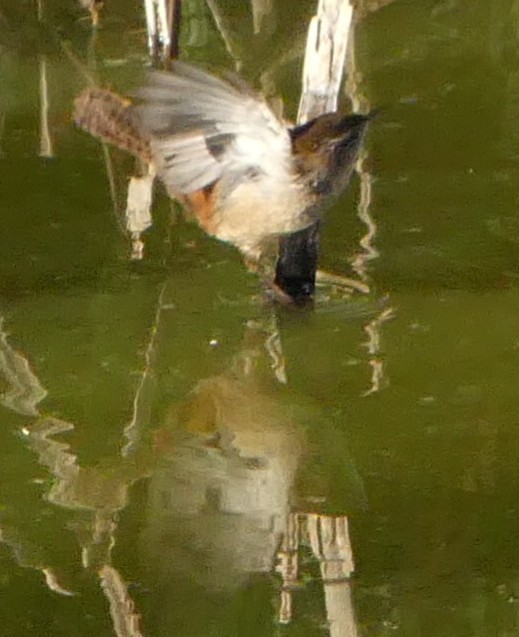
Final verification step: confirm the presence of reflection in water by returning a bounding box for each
[0,524,76,597]
[2,410,146,629]
[362,306,394,396]
[99,565,144,637]
[344,19,395,398]
[37,0,54,159]
[0,301,369,636]
[278,513,357,636]
[141,311,361,635]
[38,54,53,159]
[19,415,147,635]
[79,0,104,27]
[0,1,399,635]
[144,366,303,591]
[0,318,47,416]
[123,282,170,457]
[4,0,519,634]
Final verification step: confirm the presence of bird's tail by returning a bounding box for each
[73,88,152,162]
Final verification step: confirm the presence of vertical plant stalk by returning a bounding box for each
[297,0,354,124]
[144,0,182,62]
[205,0,245,70]
[102,144,128,235]
[275,5,360,625]
[275,0,354,304]
[38,57,54,157]
[37,0,54,158]
[122,282,167,456]
[129,0,181,256]
[166,0,182,60]
[144,0,159,57]
[122,0,185,452]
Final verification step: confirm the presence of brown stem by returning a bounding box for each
[167,0,181,60]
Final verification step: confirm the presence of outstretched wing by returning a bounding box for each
[135,62,292,196]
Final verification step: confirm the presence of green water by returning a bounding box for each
[2,0,519,635]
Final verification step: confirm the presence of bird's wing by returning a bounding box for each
[135,62,292,195]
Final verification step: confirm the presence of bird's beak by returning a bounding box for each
[333,113,372,148]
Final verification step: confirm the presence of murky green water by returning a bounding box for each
[2,0,519,635]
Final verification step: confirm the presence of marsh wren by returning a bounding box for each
[74,61,370,268]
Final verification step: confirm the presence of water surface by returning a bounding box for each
[2,1,519,635]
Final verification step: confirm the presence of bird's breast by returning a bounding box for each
[185,171,313,260]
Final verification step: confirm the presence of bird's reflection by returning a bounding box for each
[144,365,303,591]
[137,310,364,635]
[0,0,397,632]
[0,289,377,636]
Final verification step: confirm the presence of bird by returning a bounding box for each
[74,61,371,272]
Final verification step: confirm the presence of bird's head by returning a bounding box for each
[290,111,372,197]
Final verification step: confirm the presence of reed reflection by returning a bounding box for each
[132,284,376,635]
[0,1,396,634]
[144,323,303,591]
[0,275,382,637]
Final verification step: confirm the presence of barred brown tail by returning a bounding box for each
[73,88,152,162]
